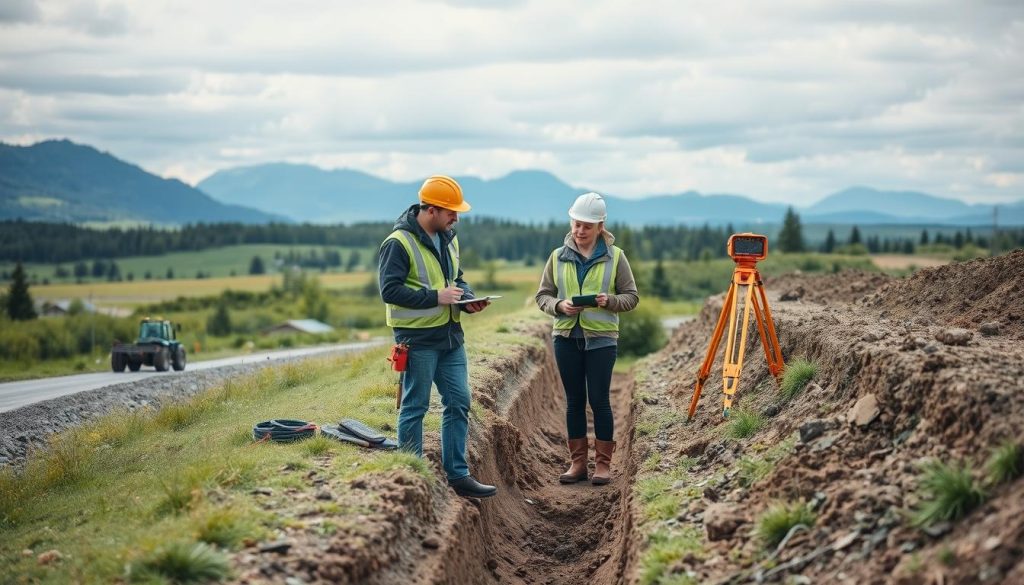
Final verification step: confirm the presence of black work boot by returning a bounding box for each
[448,475,497,498]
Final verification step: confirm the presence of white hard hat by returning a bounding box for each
[568,192,607,223]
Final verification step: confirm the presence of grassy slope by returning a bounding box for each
[0,308,546,583]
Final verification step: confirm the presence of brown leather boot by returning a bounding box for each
[591,439,616,485]
[559,438,590,484]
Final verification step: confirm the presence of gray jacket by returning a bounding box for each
[535,230,640,340]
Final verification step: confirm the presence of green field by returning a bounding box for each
[0,244,376,285]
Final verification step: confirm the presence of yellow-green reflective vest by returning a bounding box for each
[383,230,462,328]
[551,246,621,333]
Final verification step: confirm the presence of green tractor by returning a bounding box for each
[111,318,187,372]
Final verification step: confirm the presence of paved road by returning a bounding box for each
[0,341,384,413]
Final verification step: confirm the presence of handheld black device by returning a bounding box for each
[571,294,599,307]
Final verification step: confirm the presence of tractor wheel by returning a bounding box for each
[111,353,126,372]
[171,347,187,371]
[128,359,142,372]
[154,348,169,372]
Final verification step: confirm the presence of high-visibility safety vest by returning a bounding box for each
[383,229,462,328]
[551,245,621,332]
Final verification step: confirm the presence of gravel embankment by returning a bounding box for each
[0,352,356,467]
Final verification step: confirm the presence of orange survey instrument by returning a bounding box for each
[687,233,785,420]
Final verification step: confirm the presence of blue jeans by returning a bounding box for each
[397,345,470,481]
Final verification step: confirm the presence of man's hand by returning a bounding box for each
[596,293,609,308]
[438,286,465,305]
[557,300,584,315]
[462,299,490,314]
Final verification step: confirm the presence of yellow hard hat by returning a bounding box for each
[418,175,471,212]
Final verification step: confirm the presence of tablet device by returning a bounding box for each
[571,294,598,307]
[452,295,502,305]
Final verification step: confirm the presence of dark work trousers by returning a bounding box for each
[553,336,617,442]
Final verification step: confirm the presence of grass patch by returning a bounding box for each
[300,435,336,457]
[779,357,817,401]
[757,500,816,548]
[638,526,703,585]
[984,441,1022,486]
[737,456,774,488]
[127,541,231,583]
[727,409,764,439]
[193,505,261,549]
[912,459,986,527]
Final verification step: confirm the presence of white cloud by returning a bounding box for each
[0,0,1022,205]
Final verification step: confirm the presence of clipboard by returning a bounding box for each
[452,295,502,305]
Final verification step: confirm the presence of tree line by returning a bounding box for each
[3,216,1022,269]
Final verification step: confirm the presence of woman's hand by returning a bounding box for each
[557,300,584,315]
[596,293,609,308]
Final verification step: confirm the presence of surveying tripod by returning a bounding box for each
[687,234,785,420]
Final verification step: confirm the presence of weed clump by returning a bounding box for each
[727,410,764,439]
[984,441,1021,487]
[128,541,231,583]
[912,459,986,527]
[757,500,815,548]
[780,358,817,401]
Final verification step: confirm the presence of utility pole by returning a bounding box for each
[90,290,95,359]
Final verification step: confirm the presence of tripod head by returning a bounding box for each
[728,233,768,268]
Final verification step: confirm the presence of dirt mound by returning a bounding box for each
[865,249,1024,339]
[632,252,1024,584]
[767,269,893,306]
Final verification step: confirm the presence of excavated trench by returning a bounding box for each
[414,333,641,584]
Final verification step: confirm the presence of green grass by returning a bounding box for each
[637,526,703,585]
[727,409,765,439]
[984,441,1022,486]
[780,358,817,401]
[756,500,816,548]
[912,459,986,527]
[126,541,232,583]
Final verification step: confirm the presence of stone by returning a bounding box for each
[760,403,781,418]
[36,550,63,565]
[799,419,828,443]
[833,531,859,551]
[315,490,333,501]
[979,321,1000,336]
[935,328,972,346]
[923,522,952,538]
[780,287,805,301]
[422,536,442,549]
[251,487,274,496]
[704,503,745,541]
[862,332,880,342]
[259,540,293,554]
[487,559,499,571]
[847,394,880,427]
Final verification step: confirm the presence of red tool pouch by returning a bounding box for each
[388,343,409,372]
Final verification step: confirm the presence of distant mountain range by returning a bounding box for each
[3,139,1022,226]
[199,163,1024,226]
[0,140,283,224]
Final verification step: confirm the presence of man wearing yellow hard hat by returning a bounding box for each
[377,175,496,498]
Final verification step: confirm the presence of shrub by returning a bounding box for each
[193,507,254,549]
[619,300,667,357]
[780,358,817,401]
[912,459,986,527]
[757,500,816,548]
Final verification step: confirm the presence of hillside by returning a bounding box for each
[0,140,284,224]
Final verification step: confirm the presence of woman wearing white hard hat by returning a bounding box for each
[535,192,640,486]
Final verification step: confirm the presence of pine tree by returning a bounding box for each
[6,262,37,321]
[651,258,672,299]
[249,256,266,275]
[920,229,929,245]
[823,229,836,253]
[849,226,862,245]
[777,207,805,252]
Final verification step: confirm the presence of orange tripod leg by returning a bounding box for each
[687,282,736,421]
[721,271,756,417]
[750,277,785,381]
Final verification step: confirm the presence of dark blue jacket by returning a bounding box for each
[378,204,475,350]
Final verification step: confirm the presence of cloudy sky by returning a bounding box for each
[1,0,1022,205]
